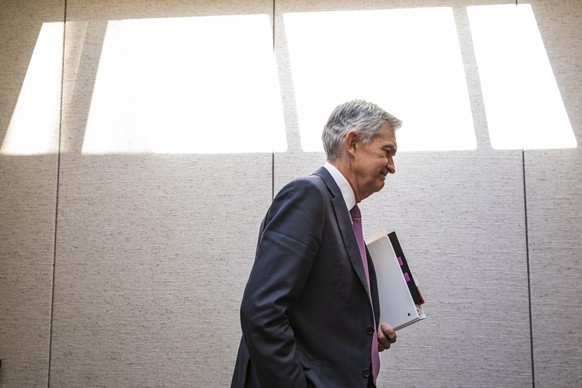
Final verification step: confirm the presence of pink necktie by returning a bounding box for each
[350,205,380,383]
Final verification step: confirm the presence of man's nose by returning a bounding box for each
[387,159,396,174]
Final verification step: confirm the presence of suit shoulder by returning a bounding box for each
[277,174,330,198]
[269,175,331,217]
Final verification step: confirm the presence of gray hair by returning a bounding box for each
[322,99,402,161]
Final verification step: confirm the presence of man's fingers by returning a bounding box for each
[377,323,397,351]
[381,324,397,342]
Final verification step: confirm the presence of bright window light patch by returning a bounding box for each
[82,15,286,154]
[283,7,477,152]
[468,4,576,150]
[1,22,63,155]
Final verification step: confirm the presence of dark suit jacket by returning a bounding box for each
[231,167,380,388]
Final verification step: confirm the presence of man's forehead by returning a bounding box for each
[378,126,398,147]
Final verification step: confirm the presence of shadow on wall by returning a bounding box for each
[1,3,578,156]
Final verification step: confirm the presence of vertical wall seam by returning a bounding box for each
[517,5,533,387]
[47,0,67,386]
[522,150,535,388]
[271,0,276,200]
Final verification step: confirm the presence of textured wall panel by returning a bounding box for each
[525,1,582,387]
[526,150,582,388]
[0,1,63,387]
[50,155,271,387]
[49,0,275,386]
[275,0,532,387]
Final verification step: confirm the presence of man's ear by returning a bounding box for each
[346,131,358,155]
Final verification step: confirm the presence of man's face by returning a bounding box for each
[351,123,397,201]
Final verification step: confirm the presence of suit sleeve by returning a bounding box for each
[240,179,325,388]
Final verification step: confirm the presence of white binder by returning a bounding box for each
[367,232,425,331]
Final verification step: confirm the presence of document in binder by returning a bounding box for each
[367,231,425,331]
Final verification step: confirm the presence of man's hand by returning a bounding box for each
[377,323,397,352]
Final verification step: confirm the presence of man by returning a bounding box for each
[231,100,402,388]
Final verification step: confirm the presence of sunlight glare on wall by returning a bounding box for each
[467,4,576,150]
[283,7,476,153]
[82,15,286,154]
[1,22,63,155]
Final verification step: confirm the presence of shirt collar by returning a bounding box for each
[323,162,356,212]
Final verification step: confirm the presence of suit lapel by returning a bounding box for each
[313,167,371,298]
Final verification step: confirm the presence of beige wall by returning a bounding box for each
[1,0,580,387]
